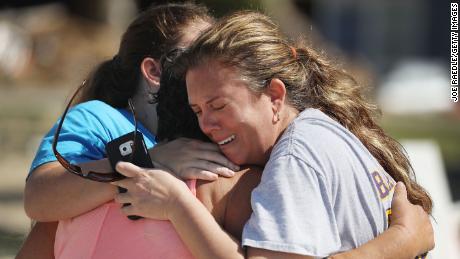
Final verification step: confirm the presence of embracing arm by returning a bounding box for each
[247,182,434,259]
[329,182,433,259]
[24,138,237,221]
[112,162,245,259]
[170,190,245,259]
[24,160,117,221]
[112,163,433,259]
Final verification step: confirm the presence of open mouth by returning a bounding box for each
[218,135,236,146]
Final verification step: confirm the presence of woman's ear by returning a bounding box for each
[140,57,161,87]
[266,78,287,115]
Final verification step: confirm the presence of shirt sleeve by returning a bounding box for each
[242,154,341,257]
[29,105,108,174]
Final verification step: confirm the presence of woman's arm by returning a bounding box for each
[329,182,434,259]
[112,163,433,259]
[25,138,237,221]
[24,161,117,221]
[247,182,433,259]
[216,174,432,259]
[16,221,58,259]
[112,162,245,259]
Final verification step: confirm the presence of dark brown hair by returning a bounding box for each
[181,11,432,213]
[75,2,213,108]
[156,48,209,142]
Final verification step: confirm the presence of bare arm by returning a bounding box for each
[16,221,58,259]
[112,163,433,259]
[25,138,236,221]
[246,225,425,259]
[329,182,434,259]
[24,160,117,221]
[246,183,434,259]
[112,162,245,259]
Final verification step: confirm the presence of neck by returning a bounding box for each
[279,107,299,135]
[259,107,298,165]
[130,81,159,135]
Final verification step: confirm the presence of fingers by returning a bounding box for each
[114,192,132,204]
[183,168,219,181]
[391,182,408,209]
[393,182,408,200]
[175,138,218,151]
[110,177,130,189]
[193,150,240,172]
[115,162,142,178]
[120,204,137,216]
[176,138,240,171]
[184,160,236,178]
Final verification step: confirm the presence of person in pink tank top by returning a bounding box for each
[19,3,241,259]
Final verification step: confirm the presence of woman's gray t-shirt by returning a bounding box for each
[242,108,395,258]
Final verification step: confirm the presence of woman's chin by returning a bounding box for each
[222,150,245,166]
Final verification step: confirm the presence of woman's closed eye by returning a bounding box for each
[191,107,202,116]
[209,101,227,111]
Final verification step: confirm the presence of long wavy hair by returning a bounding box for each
[74,2,213,108]
[179,11,432,213]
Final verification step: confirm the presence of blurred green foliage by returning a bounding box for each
[381,114,460,172]
[0,230,24,257]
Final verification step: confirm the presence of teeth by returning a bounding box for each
[218,135,235,145]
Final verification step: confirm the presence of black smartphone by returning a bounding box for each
[106,131,154,220]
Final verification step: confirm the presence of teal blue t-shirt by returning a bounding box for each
[29,100,157,174]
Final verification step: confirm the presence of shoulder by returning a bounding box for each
[69,100,124,122]
[67,100,138,136]
[272,109,358,165]
[196,166,262,240]
[288,108,349,145]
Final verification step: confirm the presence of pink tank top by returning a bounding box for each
[54,180,196,259]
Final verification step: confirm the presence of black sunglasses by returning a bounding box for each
[52,81,138,182]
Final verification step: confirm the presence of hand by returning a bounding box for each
[149,138,239,180]
[111,162,191,220]
[390,182,434,256]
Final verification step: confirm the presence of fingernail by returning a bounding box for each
[217,168,234,177]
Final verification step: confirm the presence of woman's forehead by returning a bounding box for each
[186,62,250,101]
[187,62,239,87]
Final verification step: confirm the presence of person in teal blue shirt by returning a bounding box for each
[29,100,156,173]
[24,2,238,225]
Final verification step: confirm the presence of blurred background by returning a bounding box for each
[0,0,456,258]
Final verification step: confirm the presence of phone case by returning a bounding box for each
[106,131,154,220]
[106,131,154,170]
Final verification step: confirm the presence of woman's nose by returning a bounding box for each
[199,112,220,135]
